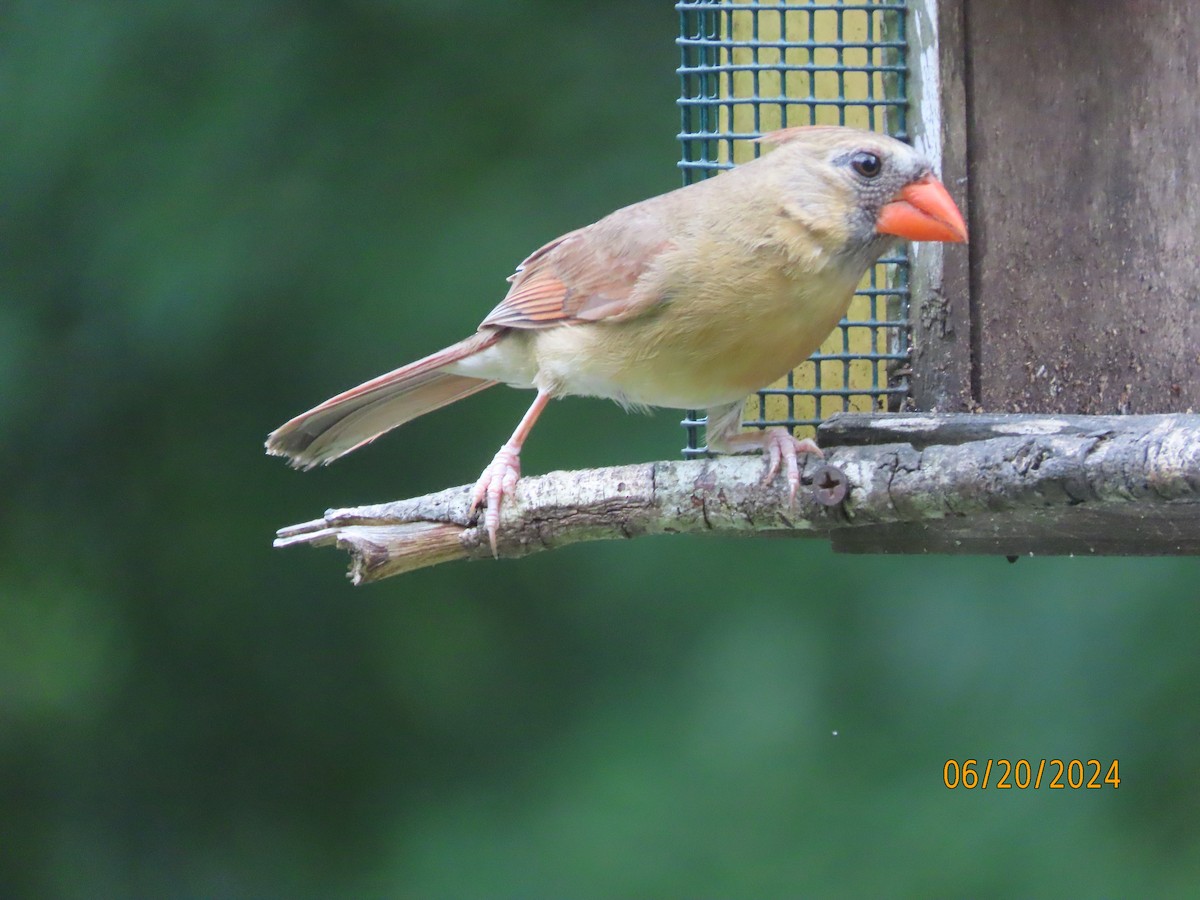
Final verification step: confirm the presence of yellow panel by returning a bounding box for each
[719,1,903,438]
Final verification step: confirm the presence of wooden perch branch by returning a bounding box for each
[275,413,1200,583]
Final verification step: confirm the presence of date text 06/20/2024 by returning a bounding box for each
[943,759,1120,790]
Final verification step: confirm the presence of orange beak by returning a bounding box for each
[876,174,968,243]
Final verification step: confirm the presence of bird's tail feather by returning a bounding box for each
[266,331,500,469]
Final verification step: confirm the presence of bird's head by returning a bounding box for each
[760,126,967,265]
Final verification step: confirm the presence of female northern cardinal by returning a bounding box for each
[267,126,967,551]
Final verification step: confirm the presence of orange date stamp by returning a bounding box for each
[943,758,1120,790]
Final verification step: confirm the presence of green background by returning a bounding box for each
[4,2,1198,895]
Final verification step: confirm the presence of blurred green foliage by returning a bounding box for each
[3,2,1199,896]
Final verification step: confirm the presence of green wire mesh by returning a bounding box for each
[676,0,911,457]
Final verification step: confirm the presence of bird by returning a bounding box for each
[266,125,967,553]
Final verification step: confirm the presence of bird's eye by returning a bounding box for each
[850,151,883,178]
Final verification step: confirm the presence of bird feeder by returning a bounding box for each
[676,0,1200,556]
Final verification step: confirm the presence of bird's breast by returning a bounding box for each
[532,257,861,410]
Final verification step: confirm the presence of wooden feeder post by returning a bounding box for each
[912,0,1200,415]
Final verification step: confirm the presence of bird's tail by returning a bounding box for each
[265,331,501,469]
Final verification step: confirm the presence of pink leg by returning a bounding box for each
[712,428,823,503]
[704,401,823,504]
[469,389,551,555]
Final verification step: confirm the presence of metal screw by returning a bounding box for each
[811,464,848,506]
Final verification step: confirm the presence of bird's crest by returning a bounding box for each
[757,125,849,146]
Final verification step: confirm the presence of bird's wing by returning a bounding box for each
[479,208,675,330]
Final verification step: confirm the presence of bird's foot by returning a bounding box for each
[759,429,823,504]
[468,442,523,556]
[711,426,823,504]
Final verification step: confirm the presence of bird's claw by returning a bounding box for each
[469,442,522,556]
[759,428,823,504]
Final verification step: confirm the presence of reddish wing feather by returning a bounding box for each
[479,212,673,331]
[481,268,570,327]
[479,230,585,329]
